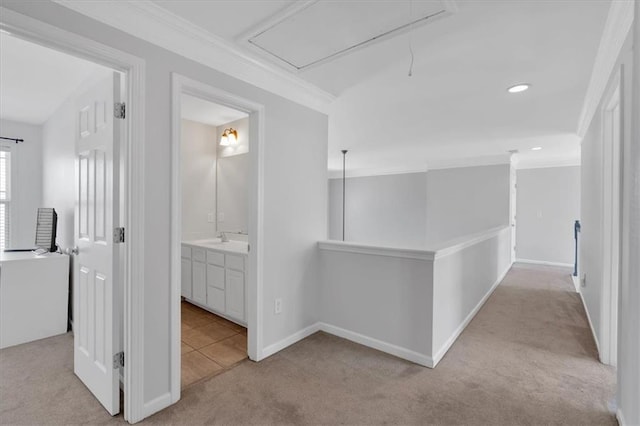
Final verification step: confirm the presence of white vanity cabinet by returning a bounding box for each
[181,243,247,325]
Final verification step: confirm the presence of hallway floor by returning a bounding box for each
[0,264,616,425]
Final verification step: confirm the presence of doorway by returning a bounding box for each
[170,74,265,402]
[0,8,146,422]
[178,93,250,387]
[601,71,622,367]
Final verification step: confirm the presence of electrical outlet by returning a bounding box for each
[274,298,282,314]
[207,213,214,223]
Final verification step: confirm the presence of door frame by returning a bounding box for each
[169,73,265,402]
[0,8,147,423]
[600,68,622,367]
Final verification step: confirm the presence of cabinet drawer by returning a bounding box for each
[207,286,225,313]
[206,264,225,290]
[207,250,225,267]
[226,254,244,272]
[192,248,206,263]
[181,245,191,259]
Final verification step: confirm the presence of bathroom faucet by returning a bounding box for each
[218,232,229,242]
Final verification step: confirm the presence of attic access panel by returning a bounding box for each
[244,0,455,71]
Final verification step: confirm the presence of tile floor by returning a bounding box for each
[181,301,247,388]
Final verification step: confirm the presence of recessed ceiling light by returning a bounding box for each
[531,147,542,151]
[507,84,530,93]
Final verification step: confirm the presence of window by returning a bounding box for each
[0,147,11,250]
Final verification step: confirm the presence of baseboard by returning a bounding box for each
[318,322,433,368]
[579,290,601,360]
[516,258,573,268]
[260,322,321,360]
[572,275,580,293]
[431,264,511,367]
[143,392,172,418]
[616,409,626,426]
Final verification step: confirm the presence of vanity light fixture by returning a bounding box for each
[220,128,238,146]
[507,83,530,93]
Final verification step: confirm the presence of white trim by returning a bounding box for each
[318,323,433,368]
[327,154,512,179]
[616,409,627,426]
[170,74,266,405]
[600,68,622,368]
[515,259,574,268]
[318,227,509,262]
[431,263,510,367]
[143,392,172,418]
[318,240,436,261]
[432,226,509,259]
[53,0,335,114]
[261,323,321,360]
[576,0,634,138]
[0,7,147,423]
[571,275,580,293]
[514,158,582,170]
[579,290,601,361]
[327,167,428,180]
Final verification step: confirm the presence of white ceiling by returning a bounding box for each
[181,94,247,127]
[59,0,611,172]
[0,32,108,125]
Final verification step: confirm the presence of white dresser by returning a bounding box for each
[0,251,69,349]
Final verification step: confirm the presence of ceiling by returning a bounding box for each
[0,33,108,125]
[181,94,247,127]
[58,0,611,172]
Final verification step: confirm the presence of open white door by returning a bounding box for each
[74,72,122,415]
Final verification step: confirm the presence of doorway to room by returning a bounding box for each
[178,93,250,387]
[0,11,145,421]
[170,74,265,401]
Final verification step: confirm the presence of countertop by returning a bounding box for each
[182,239,248,255]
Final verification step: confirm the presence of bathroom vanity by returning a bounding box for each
[181,239,248,325]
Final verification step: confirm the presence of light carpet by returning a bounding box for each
[0,263,616,425]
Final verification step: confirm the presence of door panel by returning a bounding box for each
[225,270,244,321]
[74,72,121,416]
[181,258,192,299]
[192,261,207,305]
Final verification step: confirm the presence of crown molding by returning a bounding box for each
[576,0,634,138]
[54,0,335,114]
[327,154,512,179]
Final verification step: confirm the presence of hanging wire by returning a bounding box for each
[407,0,415,77]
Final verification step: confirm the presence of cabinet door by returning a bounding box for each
[181,258,192,299]
[207,286,225,313]
[225,269,244,322]
[192,261,207,305]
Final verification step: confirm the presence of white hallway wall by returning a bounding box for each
[217,116,249,234]
[328,164,511,248]
[0,119,42,248]
[620,2,639,424]
[516,166,580,266]
[328,172,428,247]
[579,15,638,426]
[426,164,510,245]
[181,119,217,241]
[3,0,328,414]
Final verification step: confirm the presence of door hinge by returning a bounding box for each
[113,352,124,369]
[114,102,126,119]
[113,227,125,243]
[248,244,250,253]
